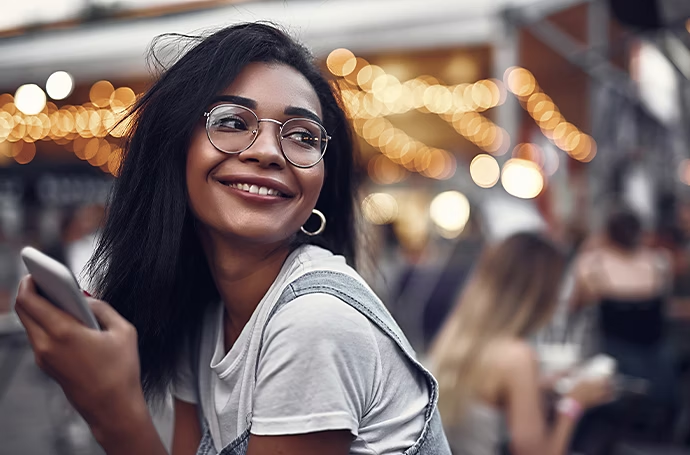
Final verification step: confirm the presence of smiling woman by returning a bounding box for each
[13,22,451,455]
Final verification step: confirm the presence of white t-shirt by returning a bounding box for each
[173,245,428,454]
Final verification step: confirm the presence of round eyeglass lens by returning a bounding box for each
[280,118,327,167]
[207,105,258,154]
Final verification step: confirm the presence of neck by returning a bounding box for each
[198,228,293,347]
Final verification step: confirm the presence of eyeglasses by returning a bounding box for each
[203,104,330,168]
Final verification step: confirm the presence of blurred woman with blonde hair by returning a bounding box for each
[430,232,611,455]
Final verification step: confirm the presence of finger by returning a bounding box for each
[88,300,130,332]
[14,304,53,372]
[14,302,51,348]
[15,276,84,338]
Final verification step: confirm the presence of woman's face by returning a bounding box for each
[186,62,325,245]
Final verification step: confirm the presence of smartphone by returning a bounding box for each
[20,246,100,330]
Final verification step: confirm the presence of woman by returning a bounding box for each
[430,233,611,455]
[570,207,677,449]
[14,23,450,455]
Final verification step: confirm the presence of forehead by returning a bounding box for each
[221,62,322,118]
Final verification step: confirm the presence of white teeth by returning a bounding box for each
[224,181,284,197]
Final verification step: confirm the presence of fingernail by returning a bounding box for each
[82,290,92,297]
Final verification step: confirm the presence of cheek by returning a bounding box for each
[185,131,213,214]
[304,165,325,206]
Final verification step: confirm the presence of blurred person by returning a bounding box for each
[14,22,450,455]
[569,206,678,449]
[430,232,612,455]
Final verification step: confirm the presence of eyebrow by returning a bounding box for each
[211,95,324,125]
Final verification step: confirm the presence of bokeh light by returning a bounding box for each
[429,190,471,237]
[46,71,74,100]
[362,193,399,225]
[470,154,500,188]
[109,87,136,114]
[327,48,357,77]
[14,141,36,164]
[89,80,115,108]
[14,84,47,115]
[501,158,544,199]
[504,67,536,98]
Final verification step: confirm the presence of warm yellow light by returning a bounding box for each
[362,193,399,225]
[9,115,26,142]
[571,134,597,162]
[430,191,471,236]
[108,148,122,176]
[2,102,17,116]
[46,71,74,100]
[414,147,432,172]
[423,85,452,114]
[89,81,115,108]
[423,149,454,180]
[361,92,383,118]
[368,154,408,184]
[357,65,385,91]
[512,143,543,167]
[0,93,13,108]
[470,154,500,188]
[57,109,75,135]
[552,122,575,142]
[14,84,47,115]
[484,127,509,155]
[109,87,136,114]
[501,158,544,199]
[84,137,101,160]
[109,114,132,138]
[14,141,36,164]
[25,116,43,141]
[362,118,386,141]
[344,58,369,85]
[327,48,357,77]
[504,67,536,98]
[89,141,111,167]
[471,81,494,110]
[6,141,22,157]
[0,112,12,141]
[562,131,582,153]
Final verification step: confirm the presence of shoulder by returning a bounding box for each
[574,250,601,275]
[269,293,375,339]
[488,339,539,380]
[646,247,672,269]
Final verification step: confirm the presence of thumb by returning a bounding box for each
[88,299,128,331]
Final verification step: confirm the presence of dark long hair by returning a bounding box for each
[606,206,642,250]
[88,23,358,401]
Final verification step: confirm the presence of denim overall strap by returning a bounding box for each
[256,270,451,455]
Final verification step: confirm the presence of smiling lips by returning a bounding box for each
[227,182,285,197]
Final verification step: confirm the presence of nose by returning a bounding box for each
[238,121,286,169]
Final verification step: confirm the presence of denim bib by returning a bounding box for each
[195,270,451,455]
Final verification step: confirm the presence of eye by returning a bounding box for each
[212,115,249,132]
[282,123,321,150]
[285,130,316,143]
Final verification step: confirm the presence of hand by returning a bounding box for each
[567,376,614,409]
[539,369,572,393]
[14,276,145,436]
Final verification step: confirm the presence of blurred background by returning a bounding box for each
[1,0,690,454]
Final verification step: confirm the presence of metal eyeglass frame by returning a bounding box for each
[203,103,331,169]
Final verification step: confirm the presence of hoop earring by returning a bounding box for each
[301,209,326,236]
